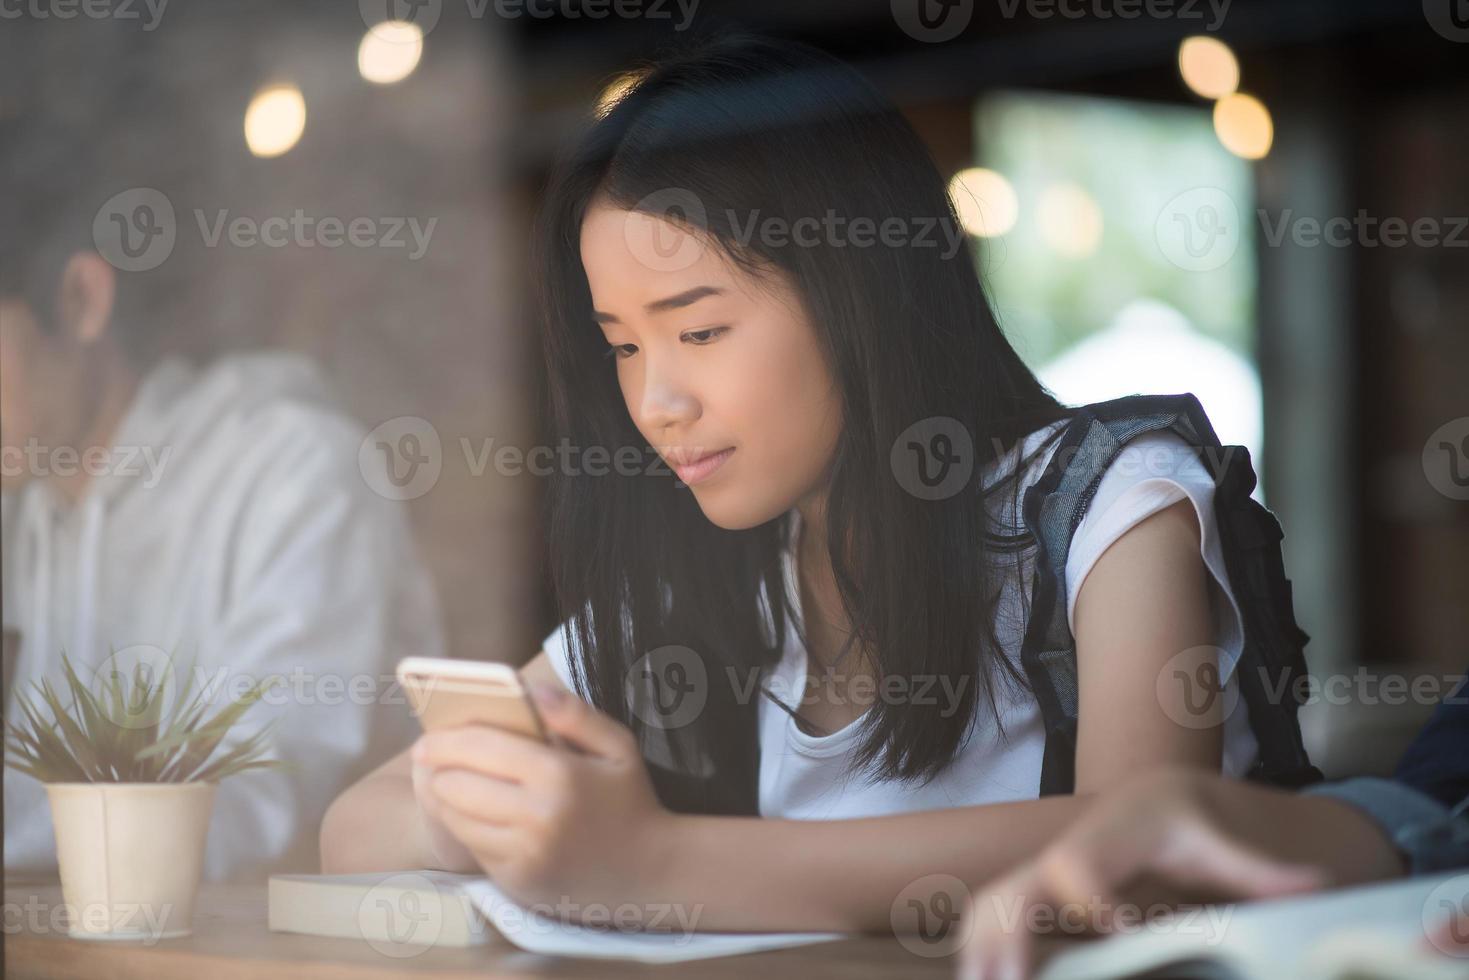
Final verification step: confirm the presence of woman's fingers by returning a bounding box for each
[429,768,532,826]
[529,684,639,763]
[1153,817,1328,900]
[413,724,556,783]
[961,865,1056,980]
[434,797,524,864]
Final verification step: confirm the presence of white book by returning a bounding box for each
[267,870,845,963]
[1034,870,1469,980]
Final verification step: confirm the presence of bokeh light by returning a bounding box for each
[1037,182,1103,258]
[1213,92,1274,160]
[243,84,306,158]
[358,21,424,85]
[1178,36,1240,99]
[949,167,1019,237]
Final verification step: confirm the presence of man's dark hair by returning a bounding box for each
[0,114,99,331]
[0,19,217,361]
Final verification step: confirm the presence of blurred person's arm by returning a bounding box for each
[957,767,1438,980]
[200,409,443,881]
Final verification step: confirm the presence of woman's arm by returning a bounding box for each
[417,500,1231,931]
[319,745,475,873]
[1073,497,1225,788]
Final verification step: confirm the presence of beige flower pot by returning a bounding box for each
[45,782,216,941]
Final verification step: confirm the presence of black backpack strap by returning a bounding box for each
[1019,393,1321,795]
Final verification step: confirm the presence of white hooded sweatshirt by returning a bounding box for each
[2,351,442,881]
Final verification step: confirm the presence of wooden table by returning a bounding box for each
[4,880,956,979]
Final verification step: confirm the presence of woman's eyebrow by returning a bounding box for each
[592,285,725,324]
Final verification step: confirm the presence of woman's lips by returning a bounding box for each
[672,447,735,486]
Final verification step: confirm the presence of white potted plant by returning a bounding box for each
[5,652,281,940]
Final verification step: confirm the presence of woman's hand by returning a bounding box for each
[410,753,479,871]
[412,684,675,912]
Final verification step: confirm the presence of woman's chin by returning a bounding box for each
[690,488,780,532]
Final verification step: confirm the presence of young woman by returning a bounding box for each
[322,33,1264,932]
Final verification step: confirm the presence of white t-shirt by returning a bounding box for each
[540,419,1257,819]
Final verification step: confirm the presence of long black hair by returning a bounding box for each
[534,32,1074,815]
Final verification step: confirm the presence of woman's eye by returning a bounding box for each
[682,326,729,345]
[604,344,637,360]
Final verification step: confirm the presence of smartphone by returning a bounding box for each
[396,656,549,742]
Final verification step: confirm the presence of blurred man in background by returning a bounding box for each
[0,103,444,880]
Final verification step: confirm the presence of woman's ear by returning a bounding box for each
[55,251,117,346]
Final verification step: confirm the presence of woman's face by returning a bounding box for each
[579,197,843,530]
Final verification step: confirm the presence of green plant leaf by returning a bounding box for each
[3,652,283,784]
